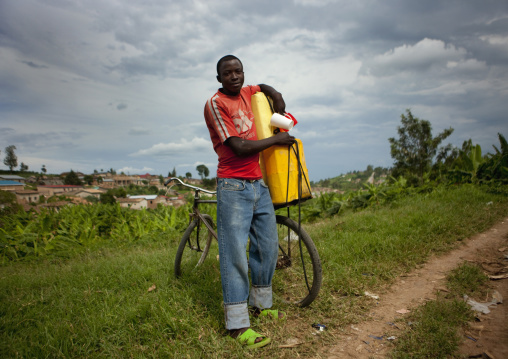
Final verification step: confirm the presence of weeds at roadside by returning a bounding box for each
[389,262,490,358]
[446,262,490,299]
[390,297,474,358]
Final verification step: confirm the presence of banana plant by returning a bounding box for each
[363,182,387,206]
[465,143,484,180]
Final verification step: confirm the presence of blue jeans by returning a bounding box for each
[216,178,278,330]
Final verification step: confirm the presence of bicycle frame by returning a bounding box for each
[165,177,218,247]
[189,193,218,247]
[166,176,294,256]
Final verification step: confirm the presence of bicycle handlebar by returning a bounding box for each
[164,177,217,195]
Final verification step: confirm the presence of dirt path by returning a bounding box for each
[322,217,508,359]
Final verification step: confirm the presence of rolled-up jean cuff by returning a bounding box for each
[224,302,250,330]
[249,285,272,309]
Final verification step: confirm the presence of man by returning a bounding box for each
[204,55,295,349]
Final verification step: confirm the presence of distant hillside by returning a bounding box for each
[312,166,391,192]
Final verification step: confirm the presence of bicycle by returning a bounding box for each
[165,177,322,307]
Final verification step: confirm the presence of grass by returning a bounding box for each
[390,298,475,358]
[390,263,489,358]
[446,262,490,298]
[1,184,507,358]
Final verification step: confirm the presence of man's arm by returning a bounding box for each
[258,84,285,114]
[226,83,294,157]
[226,132,296,157]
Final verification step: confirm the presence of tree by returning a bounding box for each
[64,170,83,185]
[388,110,453,185]
[168,167,177,177]
[109,187,127,198]
[3,145,18,172]
[202,177,216,188]
[0,190,22,213]
[186,172,192,179]
[19,162,29,172]
[0,190,17,206]
[100,192,116,204]
[196,164,209,179]
[85,195,99,204]
[477,133,508,183]
[41,164,47,174]
[84,175,94,185]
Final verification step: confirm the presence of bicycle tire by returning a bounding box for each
[272,215,322,307]
[174,214,214,278]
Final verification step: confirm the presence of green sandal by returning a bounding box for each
[236,328,271,349]
[258,309,287,321]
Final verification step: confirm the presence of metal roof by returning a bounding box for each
[0,180,24,186]
[0,175,25,180]
[127,195,158,200]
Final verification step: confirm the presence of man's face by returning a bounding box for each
[217,59,244,96]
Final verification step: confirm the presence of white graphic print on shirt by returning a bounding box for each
[233,109,253,135]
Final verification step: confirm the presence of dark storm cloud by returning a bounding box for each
[0,129,85,150]
[19,60,48,69]
[0,0,507,179]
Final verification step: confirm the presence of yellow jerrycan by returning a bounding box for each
[251,92,312,208]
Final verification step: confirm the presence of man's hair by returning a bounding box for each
[216,55,242,76]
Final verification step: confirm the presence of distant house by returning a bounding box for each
[73,188,106,199]
[100,175,143,187]
[39,201,75,212]
[59,171,85,178]
[113,175,139,186]
[149,178,162,187]
[42,177,64,186]
[0,175,26,183]
[38,185,83,197]
[139,173,156,180]
[185,178,203,186]
[0,180,24,191]
[165,195,186,208]
[311,187,345,196]
[117,195,171,210]
[100,179,114,187]
[127,195,160,209]
[117,197,148,210]
[14,190,40,204]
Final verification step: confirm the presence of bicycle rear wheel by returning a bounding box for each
[174,214,214,278]
[272,215,322,307]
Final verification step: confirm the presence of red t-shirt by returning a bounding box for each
[204,85,262,179]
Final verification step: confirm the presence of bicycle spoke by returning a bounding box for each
[272,215,322,307]
[174,216,215,277]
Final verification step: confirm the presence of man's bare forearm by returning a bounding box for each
[258,84,286,114]
[226,132,295,157]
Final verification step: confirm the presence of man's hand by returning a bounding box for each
[271,92,286,114]
[259,84,286,114]
[273,132,296,146]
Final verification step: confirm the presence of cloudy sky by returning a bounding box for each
[1,0,507,181]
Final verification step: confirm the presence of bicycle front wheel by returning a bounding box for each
[272,215,322,307]
[174,214,214,278]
